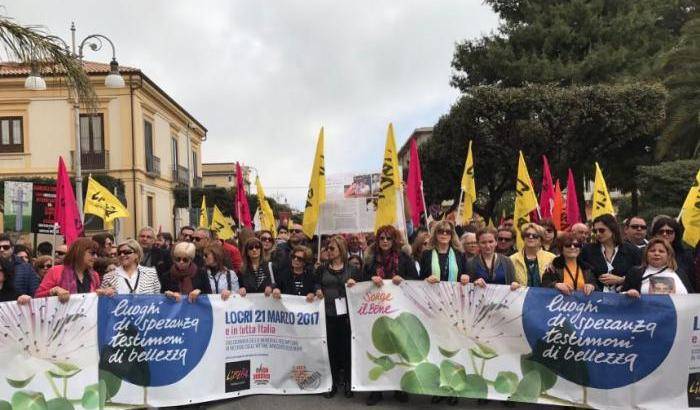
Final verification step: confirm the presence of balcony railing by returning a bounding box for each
[172,165,189,185]
[146,154,161,177]
[70,150,109,171]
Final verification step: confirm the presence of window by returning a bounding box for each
[79,114,104,153]
[171,136,179,170]
[144,120,153,159]
[146,196,154,228]
[0,117,23,153]
[192,151,198,178]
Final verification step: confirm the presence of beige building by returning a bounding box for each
[202,162,252,192]
[0,61,206,238]
[398,126,433,177]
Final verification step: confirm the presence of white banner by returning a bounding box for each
[348,281,700,409]
[0,294,331,409]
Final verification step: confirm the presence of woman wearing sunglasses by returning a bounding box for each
[238,237,275,296]
[33,255,53,280]
[650,217,694,292]
[36,238,110,302]
[510,223,555,288]
[361,225,418,287]
[419,221,470,286]
[542,232,595,295]
[101,239,161,295]
[622,238,688,297]
[581,214,641,292]
[273,245,318,302]
[162,241,211,303]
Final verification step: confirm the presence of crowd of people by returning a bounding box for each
[0,211,698,406]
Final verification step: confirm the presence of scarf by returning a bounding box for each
[170,262,198,294]
[59,265,93,294]
[431,248,458,282]
[376,251,399,279]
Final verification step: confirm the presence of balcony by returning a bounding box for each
[146,154,161,177]
[70,150,109,171]
[172,165,189,185]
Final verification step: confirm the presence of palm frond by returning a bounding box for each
[0,15,97,108]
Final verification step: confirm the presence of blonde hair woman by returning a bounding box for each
[101,239,160,294]
[418,221,469,285]
[162,241,211,303]
[510,223,555,288]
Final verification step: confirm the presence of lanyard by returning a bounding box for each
[481,254,496,281]
[564,263,581,287]
[123,269,141,294]
[642,266,668,282]
[209,270,220,294]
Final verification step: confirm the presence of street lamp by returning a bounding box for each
[24,22,125,221]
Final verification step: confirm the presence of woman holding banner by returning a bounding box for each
[623,238,688,297]
[35,238,109,301]
[204,243,240,300]
[581,214,641,292]
[466,227,517,288]
[238,237,275,296]
[273,245,318,302]
[418,221,469,286]
[510,223,555,288]
[101,239,161,295]
[650,217,694,292]
[541,232,595,295]
[161,241,211,303]
[318,235,357,399]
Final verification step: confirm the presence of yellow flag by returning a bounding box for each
[513,151,538,250]
[681,168,700,246]
[199,195,209,229]
[84,176,129,224]
[210,205,234,240]
[459,140,476,225]
[591,162,615,219]
[374,123,402,232]
[302,127,326,238]
[256,176,277,236]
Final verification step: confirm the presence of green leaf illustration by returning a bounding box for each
[400,362,440,395]
[6,375,35,389]
[470,342,498,360]
[494,371,519,395]
[461,374,488,398]
[438,346,460,358]
[11,391,47,410]
[520,354,557,392]
[81,380,106,410]
[47,363,81,379]
[511,370,541,403]
[98,369,122,401]
[439,360,468,392]
[369,366,384,381]
[0,400,11,410]
[371,313,430,364]
[46,398,74,410]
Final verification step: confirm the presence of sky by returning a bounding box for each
[5,1,499,209]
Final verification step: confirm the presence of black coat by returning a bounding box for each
[142,247,172,282]
[316,264,359,316]
[361,251,418,282]
[418,248,467,281]
[277,265,317,296]
[541,256,594,289]
[239,263,275,293]
[0,284,18,302]
[160,264,212,294]
[581,242,642,290]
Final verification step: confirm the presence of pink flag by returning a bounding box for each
[565,168,581,226]
[539,155,555,219]
[235,162,252,228]
[552,180,564,231]
[55,156,83,245]
[406,139,426,227]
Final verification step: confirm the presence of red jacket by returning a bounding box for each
[222,242,243,273]
[35,265,101,298]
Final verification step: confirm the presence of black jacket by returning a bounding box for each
[0,283,18,302]
[418,248,467,281]
[360,251,418,282]
[277,265,317,296]
[316,264,359,316]
[142,247,172,282]
[541,256,594,289]
[239,263,276,293]
[160,264,212,294]
[581,242,642,290]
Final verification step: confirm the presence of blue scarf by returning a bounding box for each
[431,248,458,282]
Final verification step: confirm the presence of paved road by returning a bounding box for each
[195,393,561,410]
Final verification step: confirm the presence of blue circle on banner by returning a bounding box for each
[97,295,213,387]
[521,287,676,389]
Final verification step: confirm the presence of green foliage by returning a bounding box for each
[46,398,74,410]
[399,362,440,394]
[659,14,700,159]
[11,391,47,410]
[0,175,126,205]
[98,369,121,401]
[494,371,519,395]
[636,159,700,217]
[6,375,34,389]
[173,186,291,224]
[520,354,558,393]
[81,380,106,410]
[439,360,469,392]
[0,400,11,410]
[451,0,695,90]
[421,84,665,218]
[370,313,430,364]
[511,371,542,403]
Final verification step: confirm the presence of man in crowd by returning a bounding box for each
[179,226,195,242]
[348,234,365,259]
[570,222,591,244]
[214,233,243,272]
[276,226,289,244]
[37,241,53,257]
[624,216,648,250]
[272,223,306,267]
[496,227,517,256]
[156,232,174,250]
[461,232,479,260]
[0,234,38,296]
[138,226,171,277]
[54,244,68,265]
[192,228,211,269]
[500,215,514,231]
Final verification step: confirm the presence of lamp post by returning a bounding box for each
[25,22,125,222]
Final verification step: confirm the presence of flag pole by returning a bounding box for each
[420,180,429,226]
[456,190,465,226]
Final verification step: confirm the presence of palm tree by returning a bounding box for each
[659,15,700,160]
[0,14,97,106]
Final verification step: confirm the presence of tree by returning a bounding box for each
[420,84,666,219]
[451,0,695,90]
[658,14,700,160]
[630,159,700,220]
[0,14,97,105]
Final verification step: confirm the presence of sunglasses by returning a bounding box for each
[378,235,393,242]
[118,250,134,256]
[292,255,305,262]
[497,237,513,242]
[658,229,675,235]
[181,234,193,240]
[564,242,583,249]
[0,245,11,251]
[175,257,190,263]
[248,244,262,250]
[261,237,273,242]
[41,264,53,269]
[523,233,540,239]
[437,229,451,236]
[290,229,302,234]
[629,224,647,231]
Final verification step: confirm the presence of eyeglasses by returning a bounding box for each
[437,229,451,236]
[118,250,134,256]
[523,233,540,240]
[378,236,393,242]
[41,264,53,269]
[0,245,11,251]
[290,229,302,234]
[629,224,647,231]
[292,255,305,262]
[261,237,273,242]
[658,229,675,236]
[248,244,262,250]
[175,257,190,263]
[55,251,66,256]
[594,228,608,234]
[564,242,583,249]
[497,237,513,242]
